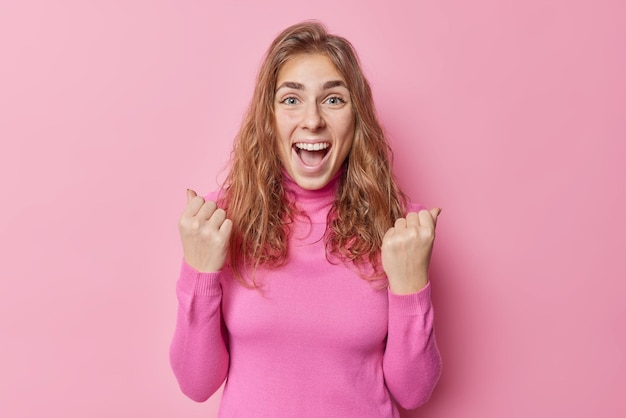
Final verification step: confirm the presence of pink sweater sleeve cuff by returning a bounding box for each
[179,260,222,297]
[387,281,433,316]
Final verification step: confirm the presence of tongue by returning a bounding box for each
[300,149,325,166]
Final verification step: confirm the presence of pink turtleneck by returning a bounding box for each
[169,172,441,417]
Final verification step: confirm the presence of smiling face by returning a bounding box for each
[274,53,355,190]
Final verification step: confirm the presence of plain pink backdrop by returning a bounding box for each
[1,1,624,417]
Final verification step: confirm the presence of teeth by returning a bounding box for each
[295,142,330,151]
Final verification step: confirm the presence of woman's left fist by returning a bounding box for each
[381,208,441,294]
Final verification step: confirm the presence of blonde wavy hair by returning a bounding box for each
[218,21,407,285]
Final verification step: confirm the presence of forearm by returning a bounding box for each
[383,282,442,409]
[169,261,229,402]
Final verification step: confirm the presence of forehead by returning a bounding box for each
[276,53,346,85]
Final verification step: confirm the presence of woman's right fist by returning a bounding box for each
[178,189,233,272]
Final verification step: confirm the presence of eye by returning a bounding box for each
[325,96,345,105]
[281,97,299,105]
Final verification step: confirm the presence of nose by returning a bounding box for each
[301,102,325,131]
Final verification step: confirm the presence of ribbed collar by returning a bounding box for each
[282,168,344,223]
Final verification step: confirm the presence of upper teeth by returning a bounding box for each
[295,142,330,151]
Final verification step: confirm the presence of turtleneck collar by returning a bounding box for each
[282,167,344,223]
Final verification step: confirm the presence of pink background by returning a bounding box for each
[1,1,624,417]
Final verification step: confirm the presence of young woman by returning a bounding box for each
[170,21,442,417]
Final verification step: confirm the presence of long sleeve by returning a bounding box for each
[169,260,229,402]
[382,282,442,410]
[169,178,442,416]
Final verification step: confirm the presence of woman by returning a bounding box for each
[170,21,442,417]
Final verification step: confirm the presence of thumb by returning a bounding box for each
[429,207,442,224]
[186,188,197,203]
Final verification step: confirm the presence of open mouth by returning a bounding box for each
[293,142,331,167]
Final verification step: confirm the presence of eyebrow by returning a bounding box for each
[322,80,348,89]
[275,80,348,92]
[276,81,305,91]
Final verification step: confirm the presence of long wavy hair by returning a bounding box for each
[219,21,407,286]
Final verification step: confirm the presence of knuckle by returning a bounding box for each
[384,236,403,250]
[199,225,213,237]
[421,227,435,240]
[178,216,192,229]
[190,219,202,230]
[216,235,228,247]
[405,228,419,241]
[207,233,227,249]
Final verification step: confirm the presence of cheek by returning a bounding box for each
[275,107,297,122]
[273,114,284,137]
[274,120,292,161]
[339,108,355,132]
[275,113,298,140]
[336,131,354,164]
[338,117,355,146]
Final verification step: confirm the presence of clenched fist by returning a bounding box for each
[381,208,441,294]
[178,189,233,273]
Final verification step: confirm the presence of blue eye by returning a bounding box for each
[326,96,344,105]
[282,97,299,105]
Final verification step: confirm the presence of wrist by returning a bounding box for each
[387,272,428,295]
